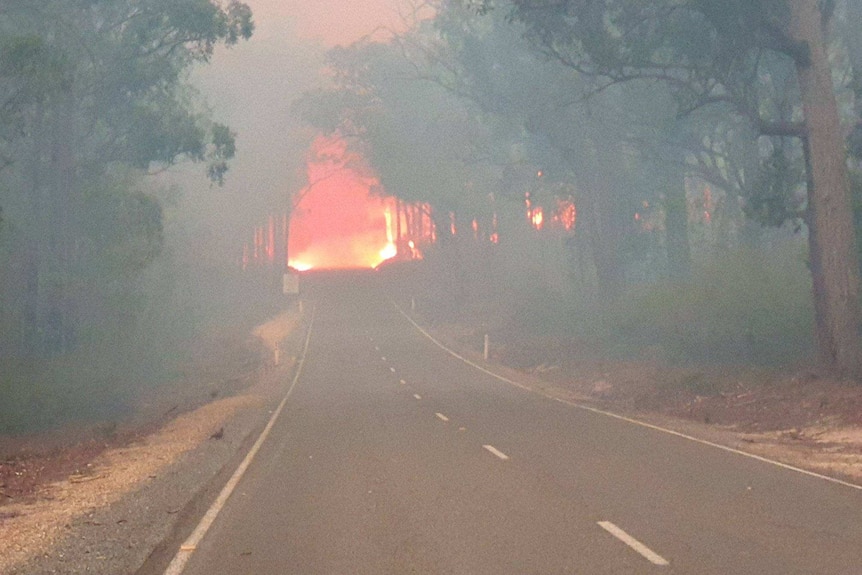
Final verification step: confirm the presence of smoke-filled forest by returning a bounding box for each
[298,0,862,380]
[3,0,862,433]
[5,3,862,574]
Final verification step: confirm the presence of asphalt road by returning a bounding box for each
[168,272,862,574]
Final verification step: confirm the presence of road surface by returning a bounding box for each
[165,271,862,574]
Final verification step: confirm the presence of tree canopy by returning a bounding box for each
[0,0,253,358]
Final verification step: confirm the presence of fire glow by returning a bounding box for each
[284,136,430,271]
[241,139,577,273]
[288,194,399,271]
[526,192,576,232]
[242,194,432,273]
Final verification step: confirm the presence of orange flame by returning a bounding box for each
[242,136,436,272]
[531,207,544,230]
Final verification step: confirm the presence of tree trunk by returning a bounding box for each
[580,174,626,301]
[664,171,691,280]
[283,211,291,270]
[52,93,78,354]
[789,0,862,374]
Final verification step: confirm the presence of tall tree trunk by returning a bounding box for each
[396,199,403,250]
[283,211,291,270]
[789,0,862,374]
[52,93,78,354]
[29,104,55,356]
[429,206,466,315]
[664,171,691,280]
[580,174,626,301]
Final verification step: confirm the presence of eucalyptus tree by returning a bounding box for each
[0,0,252,357]
[472,0,862,374]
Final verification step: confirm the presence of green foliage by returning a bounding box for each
[125,99,208,169]
[0,0,255,430]
[743,141,807,228]
[0,33,67,163]
[0,357,132,434]
[611,243,814,364]
[503,0,812,225]
[82,185,165,276]
[0,239,285,434]
[206,123,238,186]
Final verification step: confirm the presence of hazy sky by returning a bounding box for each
[250,0,412,46]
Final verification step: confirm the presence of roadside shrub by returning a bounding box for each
[610,244,813,365]
[0,255,282,435]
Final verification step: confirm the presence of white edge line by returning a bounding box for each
[483,444,510,460]
[163,306,318,575]
[436,412,450,422]
[393,302,862,492]
[598,521,669,566]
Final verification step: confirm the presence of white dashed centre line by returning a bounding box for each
[399,379,406,385]
[390,367,396,373]
[381,356,386,361]
[598,521,669,566]
[435,413,449,422]
[413,394,422,400]
[482,445,509,461]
